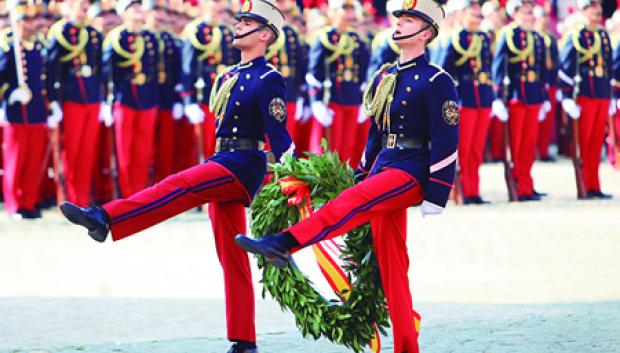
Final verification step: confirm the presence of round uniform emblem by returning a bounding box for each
[403,0,417,10]
[242,0,253,13]
[442,100,459,126]
[269,97,287,122]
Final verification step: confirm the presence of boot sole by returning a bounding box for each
[234,236,290,268]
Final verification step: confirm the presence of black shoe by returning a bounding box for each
[235,233,292,268]
[533,189,548,197]
[226,342,257,353]
[23,209,42,219]
[540,156,556,162]
[518,194,541,202]
[587,191,613,199]
[463,196,490,205]
[11,209,30,221]
[59,202,110,242]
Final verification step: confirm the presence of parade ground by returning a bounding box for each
[1,158,620,353]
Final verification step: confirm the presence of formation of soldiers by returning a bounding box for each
[0,0,619,220]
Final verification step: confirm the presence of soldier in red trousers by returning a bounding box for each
[236,1,458,352]
[60,1,293,352]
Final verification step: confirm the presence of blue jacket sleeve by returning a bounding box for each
[424,72,459,208]
[306,37,326,103]
[558,31,578,101]
[492,30,509,101]
[258,71,295,161]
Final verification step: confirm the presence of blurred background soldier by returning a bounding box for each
[147,0,184,183]
[439,0,494,205]
[0,0,51,219]
[47,0,104,207]
[306,0,369,168]
[534,4,559,162]
[0,0,8,204]
[492,0,549,202]
[609,9,620,169]
[180,0,240,164]
[560,0,613,199]
[102,0,160,197]
[367,0,400,79]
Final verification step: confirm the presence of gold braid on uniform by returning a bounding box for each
[265,30,286,60]
[363,62,397,130]
[452,29,483,66]
[318,28,356,64]
[186,21,223,61]
[572,27,601,64]
[209,67,238,125]
[49,19,90,62]
[104,26,145,69]
[0,28,10,52]
[506,26,534,63]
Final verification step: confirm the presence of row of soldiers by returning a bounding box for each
[0,0,618,220]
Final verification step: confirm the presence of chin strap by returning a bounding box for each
[234,24,268,39]
[392,24,432,41]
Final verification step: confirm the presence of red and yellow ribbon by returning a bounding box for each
[278,176,381,353]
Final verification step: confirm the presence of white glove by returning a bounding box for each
[294,97,304,121]
[172,103,184,120]
[616,99,620,111]
[8,87,31,105]
[420,201,443,217]
[609,99,617,116]
[357,108,369,124]
[562,99,581,120]
[99,103,114,127]
[311,101,334,127]
[538,100,551,122]
[555,89,563,102]
[47,101,63,128]
[184,103,204,125]
[492,99,509,122]
[0,108,6,125]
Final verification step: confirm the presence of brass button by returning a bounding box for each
[235,101,240,106]
[245,74,251,79]
[400,115,405,120]
[406,87,411,92]
[234,115,239,120]
[399,133,405,138]
[401,101,407,106]
[414,75,420,80]
[399,125,404,129]
[232,127,238,133]
[240,86,245,91]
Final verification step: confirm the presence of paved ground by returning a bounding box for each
[1,159,619,352]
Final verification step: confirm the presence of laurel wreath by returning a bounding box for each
[250,147,390,352]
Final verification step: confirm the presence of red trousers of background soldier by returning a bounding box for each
[489,117,505,161]
[459,107,491,198]
[102,161,255,343]
[0,126,3,201]
[113,104,157,198]
[173,118,199,172]
[609,110,620,168]
[2,124,48,214]
[308,103,364,168]
[286,102,313,156]
[538,87,557,159]
[91,124,115,204]
[153,109,176,183]
[287,168,424,353]
[577,97,609,192]
[508,102,542,197]
[62,102,101,207]
[200,104,217,160]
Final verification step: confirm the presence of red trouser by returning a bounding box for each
[153,110,175,183]
[288,168,424,353]
[2,124,48,214]
[113,104,157,198]
[577,97,609,192]
[103,161,255,342]
[92,124,115,203]
[200,104,216,160]
[537,87,557,159]
[286,102,313,156]
[459,107,491,197]
[0,126,3,200]
[62,102,101,207]
[608,110,620,168]
[173,118,198,173]
[331,104,362,168]
[489,117,505,161]
[508,102,542,196]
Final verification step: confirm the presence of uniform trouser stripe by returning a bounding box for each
[110,175,234,225]
[306,179,417,245]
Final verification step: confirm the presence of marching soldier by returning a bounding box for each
[180,0,240,161]
[534,5,559,162]
[147,0,184,182]
[236,2,458,353]
[0,0,9,203]
[560,0,613,199]
[272,0,308,154]
[306,0,369,168]
[101,0,160,198]
[47,0,104,207]
[439,0,493,204]
[60,2,294,353]
[492,0,549,201]
[0,0,51,218]
[610,10,620,169]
